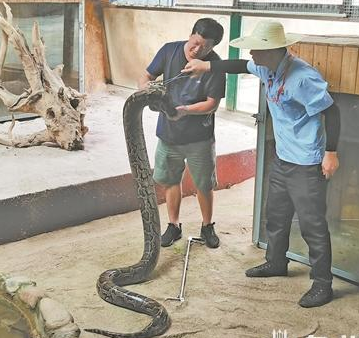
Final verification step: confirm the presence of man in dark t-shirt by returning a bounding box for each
[138,18,225,249]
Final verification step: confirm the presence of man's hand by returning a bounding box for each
[322,151,339,179]
[140,82,151,90]
[182,60,210,77]
[138,71,157,90]
[168,105,188,121]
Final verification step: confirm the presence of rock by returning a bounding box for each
[18,285,47,309]
[1,273,81,338]
[30,328,41,338]
[4,276,35,294]
[39,298,74,330]
[47,323,81,338]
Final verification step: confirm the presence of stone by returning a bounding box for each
[4,276,35,294]
[39,298,73,330]
[18,285,47,309]
[48,323,81,338]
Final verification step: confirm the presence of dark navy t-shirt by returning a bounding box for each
[147,41,225,145]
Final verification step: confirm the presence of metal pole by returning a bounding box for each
[166,236,204,302]
[226,13,241,111]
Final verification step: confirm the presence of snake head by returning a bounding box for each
[147,83,179,119]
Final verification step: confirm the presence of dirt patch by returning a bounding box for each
[0,178,358,338]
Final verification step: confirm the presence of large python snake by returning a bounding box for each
[85,83,178,338]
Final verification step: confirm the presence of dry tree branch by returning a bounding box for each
[0,2,87,150]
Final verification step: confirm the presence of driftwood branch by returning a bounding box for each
[0,2,87,150]
[0,1,11,77]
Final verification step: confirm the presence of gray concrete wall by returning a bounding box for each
[0,150,256,245]
[103,8,230,88]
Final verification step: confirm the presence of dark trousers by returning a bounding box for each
[265,156,333,284]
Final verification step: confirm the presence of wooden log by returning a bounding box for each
[356,56,359,95]
[288,43,300,57]
[326,46,343,93]
[299,43,314,66]
[0,3,87,150]
[340,46,359,94]
[313,44,328,80]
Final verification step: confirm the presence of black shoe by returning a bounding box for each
[245,262,288,277]
[161,223,182,247]
[298,282,333,308]
[200,222,220,248]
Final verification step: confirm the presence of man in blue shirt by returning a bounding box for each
[138,18,226,249]
[183,20,340,308]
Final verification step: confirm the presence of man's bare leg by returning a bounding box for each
[197,189,213,225]
[161,184,183,247]
[165,184,182,225]
[197,189,219,248]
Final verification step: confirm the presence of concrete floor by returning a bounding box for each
[0,178,358,338]
[0,85,257,200]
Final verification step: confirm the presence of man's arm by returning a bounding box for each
[182,59,249,76]
[321,102,341,178]
[138,44,168,89]
[177,96,219,115]
[137,70,157,90]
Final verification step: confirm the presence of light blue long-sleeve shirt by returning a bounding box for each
[248,52,334,165]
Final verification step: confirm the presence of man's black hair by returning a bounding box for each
[191,18,224,46]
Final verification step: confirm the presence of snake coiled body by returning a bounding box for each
[85,84,178,338]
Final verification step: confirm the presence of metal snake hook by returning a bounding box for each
[148,72,191,89]
[166,236,205,303]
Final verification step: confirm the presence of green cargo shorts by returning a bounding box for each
[153,138,217,193]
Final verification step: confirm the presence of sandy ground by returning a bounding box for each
[0,178,358,338]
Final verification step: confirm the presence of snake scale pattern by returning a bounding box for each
[85,84,178,338]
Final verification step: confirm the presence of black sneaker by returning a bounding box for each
[298,282,333,308]
[161,223,182,247]
[245,261,288,278]
[200,222,220,248]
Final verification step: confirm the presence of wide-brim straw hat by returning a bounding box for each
[230,20,303,50]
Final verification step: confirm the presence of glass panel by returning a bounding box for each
[326,93,359,280]
[0,3,79,121]
[257,108,275,247]
[258,93,359,283]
